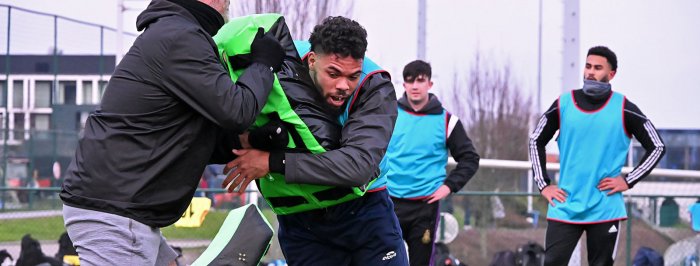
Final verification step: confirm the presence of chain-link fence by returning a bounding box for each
[0,129,79,212]
[1,164,699,265]
[0,4,137,57]
[444,164,700,266]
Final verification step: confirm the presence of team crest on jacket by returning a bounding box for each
[422,229,431,244]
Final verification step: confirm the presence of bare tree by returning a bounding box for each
[232,0,353,40]
[446,51,533,187]
[441,51,534,260]
[234,0,284,14]
[443,50,533,227]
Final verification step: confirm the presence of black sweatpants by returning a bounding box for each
[544,219,622,266]
[392,197,440,266]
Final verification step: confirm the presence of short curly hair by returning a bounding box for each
[309,16,368,60]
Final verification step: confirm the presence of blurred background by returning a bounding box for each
[0,0,698,265]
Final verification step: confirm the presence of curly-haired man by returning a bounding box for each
[222,16,408,265]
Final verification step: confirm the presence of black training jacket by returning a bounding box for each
[276,65,399,188]
[60,0,273,227]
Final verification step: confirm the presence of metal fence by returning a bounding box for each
[0,3,138,216]
[1,153,699,265]
[447,159,700,266]
[0,129,79,211]
[0,4,137,57]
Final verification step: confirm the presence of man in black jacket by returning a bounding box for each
[222,17,408,265]
[59,0,284,265]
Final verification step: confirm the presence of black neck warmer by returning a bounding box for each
[168,0,224,36]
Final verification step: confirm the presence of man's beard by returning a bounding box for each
[311,70,345,116]
[586,75,610,83]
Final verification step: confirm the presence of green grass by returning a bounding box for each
[0,215,66,242]
[0,207,279,242]
[162,208,278,240]
[161,210,230,239]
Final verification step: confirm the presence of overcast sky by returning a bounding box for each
[0,0,697,129]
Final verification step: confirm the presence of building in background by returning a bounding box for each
[0,54,114,187]
[633,129,700,173]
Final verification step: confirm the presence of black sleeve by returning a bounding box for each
[529,100,560,191]
[209,119,288,165]
[623,99,666,188]
[208,130,241,164]
[444,118,480,192]
[282,73,398,187]
[162,28,274,134]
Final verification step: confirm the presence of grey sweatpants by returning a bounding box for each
[63,204,178,266]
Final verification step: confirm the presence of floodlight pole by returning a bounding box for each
[417,0,426,60]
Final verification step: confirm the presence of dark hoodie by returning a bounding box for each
[395,93,480,192]
[60,0,274,227]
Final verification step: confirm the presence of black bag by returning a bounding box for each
[55,231,78,261]
[0,249,13,265]
[490,250,516,266]
[632,246,663,266]
[434,242,468,266]
[515,241,545,266]
[16,234,62,266]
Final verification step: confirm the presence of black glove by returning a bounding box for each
[250,27,284,72]
[248,118,289,151]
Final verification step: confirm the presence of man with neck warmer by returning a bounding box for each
[59,0,285,265]
[529,46,666,266]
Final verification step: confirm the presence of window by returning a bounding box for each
[666,147,687,170]
[57,81,77,105]
[31,114,50,131]
[690,147,700,170]
[13,113,25,140]
[35,81,52,108]
[82,81,93,104]
[0,80,5,107]
[7,160,28,181]
[77,111,90,132]
[98,80,108,102]
[13,80,24,108]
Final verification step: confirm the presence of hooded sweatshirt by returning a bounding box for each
[60,0,274,227]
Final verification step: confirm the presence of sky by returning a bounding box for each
[0,0,697,129]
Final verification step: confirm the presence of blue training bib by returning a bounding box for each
[378,108,448,197]
[548,91,631,223]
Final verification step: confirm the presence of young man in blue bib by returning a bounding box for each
[529,46,666,266]
[380,60,480,266]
